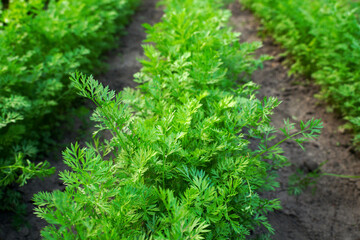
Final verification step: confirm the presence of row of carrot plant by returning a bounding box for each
[0,0,139,213]
[241,0,360,148]
[33,0,322,238]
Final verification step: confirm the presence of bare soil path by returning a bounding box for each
[230,2,360,239]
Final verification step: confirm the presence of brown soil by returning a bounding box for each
[98,0,162,90]
[0,0,162,239]
[1,1,360,239]
[230,2,360,240]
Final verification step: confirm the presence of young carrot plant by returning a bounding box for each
[34,0,322,238]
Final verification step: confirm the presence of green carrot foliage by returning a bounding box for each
[0,0,140,212]
[241,0,360,148]
[34,0,322,238]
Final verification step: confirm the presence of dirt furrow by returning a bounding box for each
[230,2,360,239]
[98,0,162,91]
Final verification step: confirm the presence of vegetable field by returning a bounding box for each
[1,0,360,239]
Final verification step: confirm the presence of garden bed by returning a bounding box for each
[1,1,359,239]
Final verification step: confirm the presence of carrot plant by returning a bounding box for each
[34,0,322,238]
[0,0,140,213]
[241,0,360,148]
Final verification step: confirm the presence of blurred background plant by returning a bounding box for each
[0,0,140,216]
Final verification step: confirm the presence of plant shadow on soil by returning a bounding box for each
[1,0,360,239]
[0,0,162,239]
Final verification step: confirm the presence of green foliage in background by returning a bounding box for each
[0,0,139,212]
[241,0,360,147]
[33,0,322,238]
